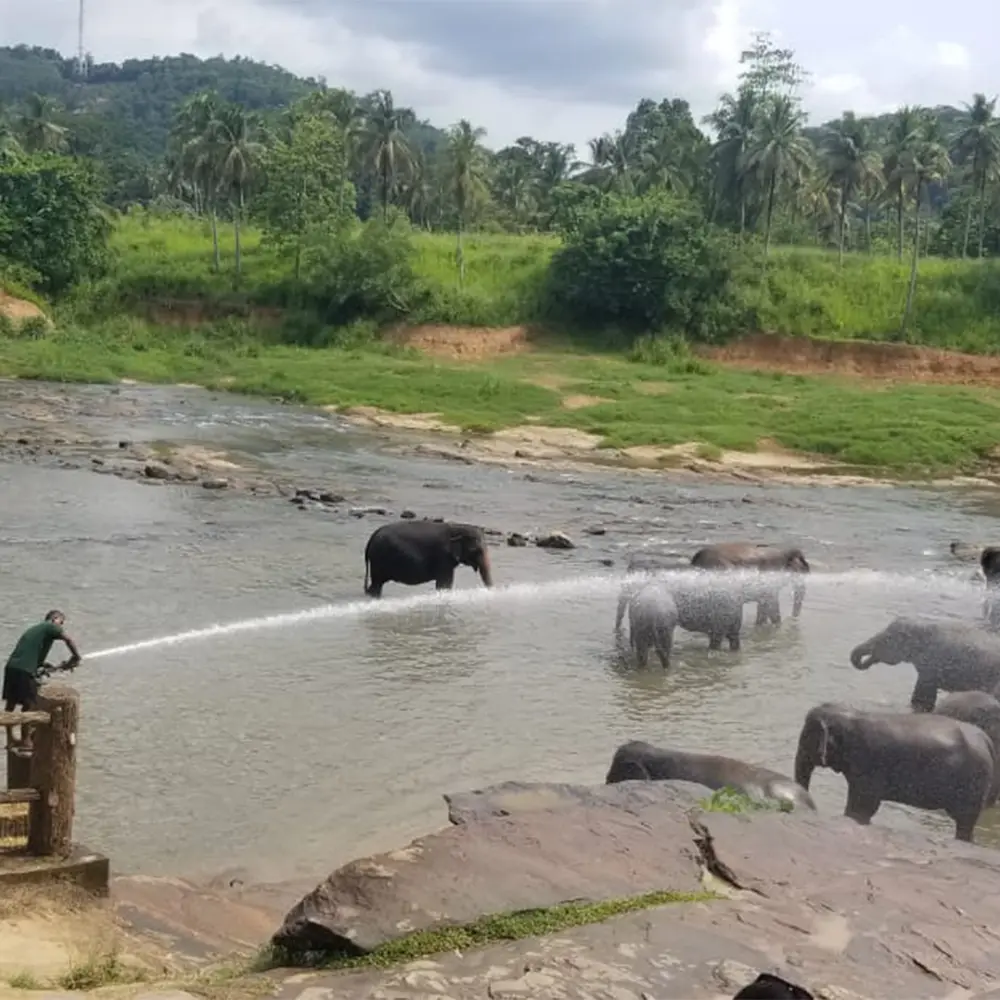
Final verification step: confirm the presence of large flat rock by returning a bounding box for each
[272,780,708,955]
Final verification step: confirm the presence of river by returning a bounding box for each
[3,380,1000,882]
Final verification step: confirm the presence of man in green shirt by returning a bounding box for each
[3,610,82,751]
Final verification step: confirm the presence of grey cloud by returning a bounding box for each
[261,0,718,104]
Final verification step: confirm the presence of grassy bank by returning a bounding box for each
[80,216,1000,352]
[3,320,1000,477]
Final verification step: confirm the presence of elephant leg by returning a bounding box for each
[435,566,456,590]
[952,808,980,843]
[726,627,741,652]
[614,592,629,632]
[635,641,649,669]
[843,784,880,826]
[758,593,781,625]
[910,675,938,713]
[365,577,385,598]
[654,628,673,670]
[754,601,769,626]
[708,632,723,651]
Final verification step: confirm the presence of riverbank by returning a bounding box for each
[3,326,1000,489]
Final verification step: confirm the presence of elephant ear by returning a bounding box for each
[448,526,477,562]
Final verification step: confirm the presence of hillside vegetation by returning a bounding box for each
[6,36,1000,478]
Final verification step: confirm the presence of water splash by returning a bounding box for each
[85,568,985,661]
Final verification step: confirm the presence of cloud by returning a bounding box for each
[1,0,998,156]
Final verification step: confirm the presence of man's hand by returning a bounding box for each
[57,657,79,672]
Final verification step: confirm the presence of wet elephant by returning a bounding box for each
[690,542,809,624]
[606,740,816,812]
[793,702,995,841]
[849,617,1000,711]
[733,974,814,999]
[934,690,1000,805]
[981,547,1000,631]
[614,551,688,632]
[625,579,744,667]
[363,520,493,598]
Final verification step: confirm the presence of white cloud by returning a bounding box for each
[1,0,998,154]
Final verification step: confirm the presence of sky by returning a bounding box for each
[1,0,997,153]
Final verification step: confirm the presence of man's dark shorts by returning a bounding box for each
[2,667,38,708]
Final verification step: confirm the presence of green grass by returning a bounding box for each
[255,889,711,972]
[92,215,1000,352]
[3,320,1000,476]
[699,787,792,814]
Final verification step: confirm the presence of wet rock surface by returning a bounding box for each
[272,779,1000,998]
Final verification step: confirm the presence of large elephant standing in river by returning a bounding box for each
[934,690,1000,806]
[363,520,493,598]
[690,543,809,624]
[849,617,1000,711]
[793,702,995,842]
[606,739,816,812]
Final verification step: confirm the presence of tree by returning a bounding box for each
[257,111,349,280]
[0,153,111,293]
[443,119,489,284]
[16,93,68,153]
[899,111,952,335]
[211,102,265,280]
[883,106,924,260]
[706,87,760,237]
[952,93,1000,258]
[822,112,883,262]
[737,31,810,108]
[746,96,813,262]
[360,89,414,222]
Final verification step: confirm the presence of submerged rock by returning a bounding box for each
[506,532,528,547]
[535,531,575,549]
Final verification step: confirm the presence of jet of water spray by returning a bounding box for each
[84,568,983,662]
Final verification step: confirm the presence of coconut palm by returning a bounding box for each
[17,93,68,153]
[211,103,265,280]
[706,87,759,236]
[745,95,813,262]
[0,100,23,163]
[822,112,884,263]
[952,93,1000,258]
[899,111,952,334]
[882,106,924,259]
[444,119,489,283]
[360,89,414,222]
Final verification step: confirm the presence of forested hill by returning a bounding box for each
[0,45,448,165]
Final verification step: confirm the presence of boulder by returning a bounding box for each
[535,531,575,549]
[506,532,528,547]
[143,461,172,480]
[271,780,706,956]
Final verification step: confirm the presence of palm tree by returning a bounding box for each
[211,103,265,281]
[585,131,636,194]
[444,119,489,284]
[822,112,883,263]
[882,106,924,259]
[745,95,813,263]
[171,91,225,270]
[952,93,1000,258]
[0,100,23,163]
[360,90,414,222]
[17,94,68,153]
[899,111,952,335]
[706,87,759,237]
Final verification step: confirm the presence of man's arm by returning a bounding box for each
[60,633,82,668]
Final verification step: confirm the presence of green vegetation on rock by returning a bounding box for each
[700,787,792,814]
[257,888,712,972]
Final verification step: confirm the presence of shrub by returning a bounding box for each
[545,192,745,342]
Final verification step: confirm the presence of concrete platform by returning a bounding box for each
[0,844,109,895]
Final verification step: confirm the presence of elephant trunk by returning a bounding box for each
[478,548,493,587]
[793,732,816,790]
[850,637,876,671]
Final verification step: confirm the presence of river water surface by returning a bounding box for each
[4,381,1000,881]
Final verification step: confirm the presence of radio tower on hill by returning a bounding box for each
[76,0,88,78]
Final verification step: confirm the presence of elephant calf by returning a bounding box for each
[794,701,996,841]
[627,582,679,669]
[363,520,493,598]
[606,740,816,812]
[850,616,1000,711]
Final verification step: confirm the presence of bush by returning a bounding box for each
[545,192,745,342]
[299,217,422,326]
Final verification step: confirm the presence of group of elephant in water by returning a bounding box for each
[361,519,1000,846]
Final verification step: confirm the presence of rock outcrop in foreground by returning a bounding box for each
[273,779,1000,999]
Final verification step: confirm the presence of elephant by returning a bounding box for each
[690,542,809,624]
[614,551,689,632]
[732,974,814,999]
[363,520,493,598]
[606,740,817,812]
[793,702,996,841]
[625,580,744,667]
[981,547,1000,631]
[849,617,1000,712]
[934,690,1000,805]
